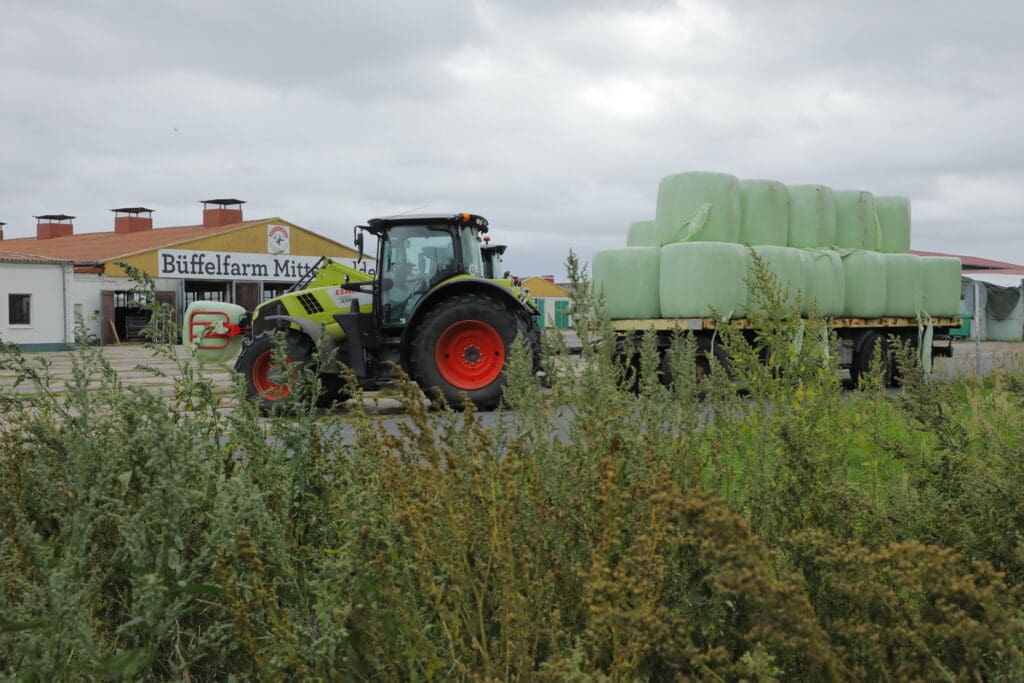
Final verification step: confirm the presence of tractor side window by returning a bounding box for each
[381,226,455,325]
[460,229,485,278]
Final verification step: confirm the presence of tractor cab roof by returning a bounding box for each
[364,213,489,235]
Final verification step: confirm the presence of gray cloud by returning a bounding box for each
[1,0,1022,277]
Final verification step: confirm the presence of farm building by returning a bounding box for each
[521,276,572,329]
[0,201,364,346]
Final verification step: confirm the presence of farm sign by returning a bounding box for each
[158,249,321,281]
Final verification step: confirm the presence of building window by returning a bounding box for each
[114,291,151,308]
[263,283,290,301]
[8,294,31,325]
[185,281,228,306]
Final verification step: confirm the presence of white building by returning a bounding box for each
[0,247,74,351]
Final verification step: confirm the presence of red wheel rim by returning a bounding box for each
[435,320,506,390]
[251,350,294,400]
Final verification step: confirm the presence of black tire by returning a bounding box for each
[658,336,728,391]
[235,331,347,413]
[315,372,352,409]
[889,331,917,388]
[850,332,893,388]
[518,310,543,374]
[409,292,525,410]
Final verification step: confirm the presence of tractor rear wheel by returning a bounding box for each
[410,293,525,409]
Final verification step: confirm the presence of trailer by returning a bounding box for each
[610,315,961,387]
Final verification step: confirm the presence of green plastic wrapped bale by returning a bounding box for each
[655,171,741,246]
[803,249,845,316]
[592,247,661,319]
[660,242,748,318]
[921,256,962,316]
[875,195,911,252]
[788,184,837,248]
[841,250,887,317]
[834,190,876,250]
[883,253,923,317]
[626,219,658,247]
[739,179,789,246]
[745,246,807,315]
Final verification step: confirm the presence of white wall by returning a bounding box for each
[0,262,73,348]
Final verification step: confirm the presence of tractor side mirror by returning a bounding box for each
[354,229,365,264]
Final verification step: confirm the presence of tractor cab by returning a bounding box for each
[481,235,508,279]
[356,213,490,327]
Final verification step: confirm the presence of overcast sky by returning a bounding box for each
[2,0,1022,277]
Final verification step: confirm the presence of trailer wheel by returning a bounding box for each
[850,332,893,388]
[410,292,522,410]
[658,336,729,391]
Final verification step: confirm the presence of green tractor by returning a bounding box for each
[184,213,540,411]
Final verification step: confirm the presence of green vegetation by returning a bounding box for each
[2,259,1023,680]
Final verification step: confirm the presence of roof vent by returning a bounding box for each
[113,207,154,234]
[34,214,74,240]
[201,198,245,227]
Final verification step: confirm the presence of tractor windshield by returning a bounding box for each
[381,225,455,325]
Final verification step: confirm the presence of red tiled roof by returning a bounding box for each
[0,248,70,264]
[910,250,1024,270]
[0,219,273,264]
[965,267,1024,277]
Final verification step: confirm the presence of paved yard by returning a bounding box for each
[0,343,412,416]
[0,344,236,398]
[0,339,1021,410]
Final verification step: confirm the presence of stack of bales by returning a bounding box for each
[592,171,962,320]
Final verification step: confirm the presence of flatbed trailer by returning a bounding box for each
[611,316,961,386]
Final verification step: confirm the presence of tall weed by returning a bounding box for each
[1,259,1023,680]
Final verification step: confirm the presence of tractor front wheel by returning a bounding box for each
[235,331,349,413]
[410,293,523,409]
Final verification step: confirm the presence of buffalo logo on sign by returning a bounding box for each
[268,224,291,255]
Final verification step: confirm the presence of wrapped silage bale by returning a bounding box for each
[739,179,789,246]
[834,190,877,250]
[655,171,741,246]
[883,253,923,317]
[875,195,911,253]
[593,247,661,319]
[920,256,962,316]
[745,245,807,315]
[803,249,845,316]
[626,219,658,247]
[841,250,887,317]
[660,242,748,318]
[788,184,838,248]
